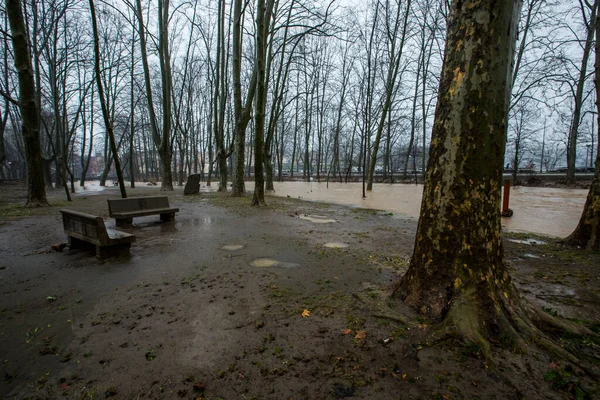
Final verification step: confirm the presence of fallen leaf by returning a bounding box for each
[301,310,311,318]
[192,382,206,392]
[402,374,407,379]
[354,330,366,340]
[51,243,67,252]
[341,329,352,335]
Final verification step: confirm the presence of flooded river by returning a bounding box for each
[79,180,588,238]
[246,181,588,238]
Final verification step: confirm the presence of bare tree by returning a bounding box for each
[231,0,258,197]
[89,0,126,197]
[366,0,412,191]
[566,0,598,183]
[565,7,600,251]
[134,0,174,191]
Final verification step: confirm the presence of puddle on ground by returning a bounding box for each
[250,258,280,267]
[323,242,349,249]
[298,214,337,224]
[507,238,547,245]
[221,244,244,251]
[250,258,301,268]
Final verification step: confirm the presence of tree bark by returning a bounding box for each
[6,0,48,206]
[396,0,528,354]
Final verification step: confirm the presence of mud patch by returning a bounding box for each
[323,242,349,249]
[221,244,244,251]
[298,214,336,224]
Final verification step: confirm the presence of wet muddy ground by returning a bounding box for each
[0,181,599,399]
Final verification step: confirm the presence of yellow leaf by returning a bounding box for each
[354,330,366,340]
[402,374,407,379]
[301,309,311,318]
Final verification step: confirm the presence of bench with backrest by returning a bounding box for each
[107,196,179,226]
[60,209,136,259]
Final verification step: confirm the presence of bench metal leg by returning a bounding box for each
[115,218,133,227]
[160,212,175,223]
[68,236,85,250]
[96,243,132,259]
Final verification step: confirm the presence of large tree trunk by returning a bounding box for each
[396,0,534,356]
[565,11,600,252]
[6,0,48,206]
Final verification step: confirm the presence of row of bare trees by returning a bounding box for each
[0,0,597,206]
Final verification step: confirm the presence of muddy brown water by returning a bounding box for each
[244,181,588,238]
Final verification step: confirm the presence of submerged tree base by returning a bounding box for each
[24,199,49,208]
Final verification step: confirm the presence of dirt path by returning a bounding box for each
[0,183,598,399]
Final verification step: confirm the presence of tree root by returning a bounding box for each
[372,313,410,325]
[416,287,600,378]
[352,291,411,325]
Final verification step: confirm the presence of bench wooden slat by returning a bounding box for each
[110,207,179,218]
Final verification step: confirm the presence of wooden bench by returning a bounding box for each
[60,209,136,259]
[107,196,179,227]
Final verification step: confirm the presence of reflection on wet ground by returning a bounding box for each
[323,242,349,248]
[297,214,337,223]
[221,244,244,251]
[245,181,588,238]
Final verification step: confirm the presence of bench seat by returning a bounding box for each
[107,196,179,226]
